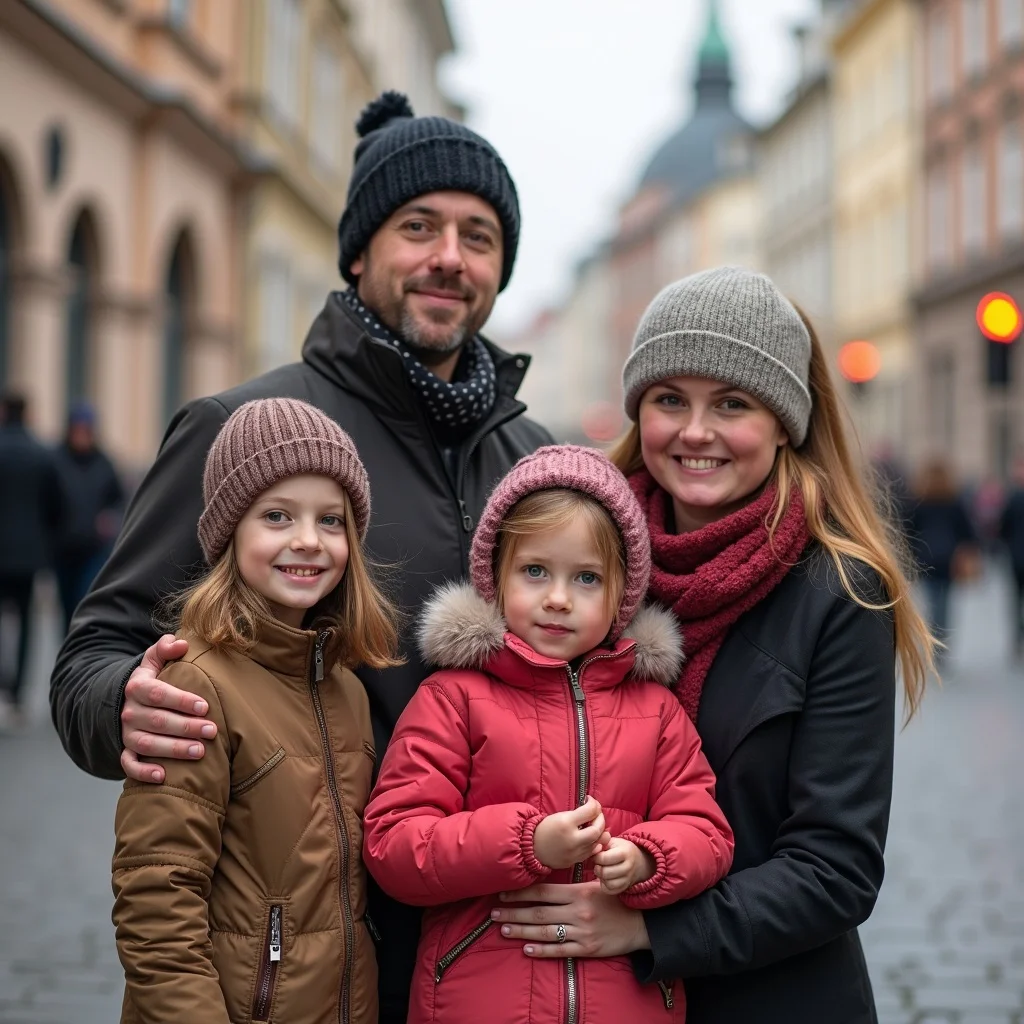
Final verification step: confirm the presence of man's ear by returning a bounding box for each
[349,253,365,277]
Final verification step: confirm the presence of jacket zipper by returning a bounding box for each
[309,630,355,1024]
[434,917,494,983]
[252,904,283,1021]
[565,663,589,1024]
[562,648,634,1024]
[657,980,675,1010]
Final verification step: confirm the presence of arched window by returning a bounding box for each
[65,211,98,411]
[163,233,195,424]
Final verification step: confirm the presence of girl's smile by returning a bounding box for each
[234,474,350,627]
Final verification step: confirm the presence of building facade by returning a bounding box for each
[0,0,252,466]
[832,0,918,457]
[912,0,1024,481]
[515,0,760,441]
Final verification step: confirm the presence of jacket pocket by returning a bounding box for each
[434,918,493,983]
[252,903,283,1022]
[232,747,286,797]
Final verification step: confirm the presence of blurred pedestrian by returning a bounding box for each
[870,441,913,538]
[908,459,978,646]
[0,393,62,724]
[999,454,1024,658]
[970,475,1006,555]
[52,402,125,632]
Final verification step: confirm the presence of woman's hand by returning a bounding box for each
[490,880,651,958]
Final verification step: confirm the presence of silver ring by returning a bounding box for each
[556,923,567,944]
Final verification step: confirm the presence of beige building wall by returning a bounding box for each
[0,0,245,468]
[832,0,917,456]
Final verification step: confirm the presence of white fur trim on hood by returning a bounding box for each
[417,583,684,686]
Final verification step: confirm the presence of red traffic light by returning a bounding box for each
[838,340,881,384]
[976,292,1022,343]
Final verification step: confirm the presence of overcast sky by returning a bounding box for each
[441,0,818,336]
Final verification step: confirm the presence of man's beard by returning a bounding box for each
[399,309,468,366]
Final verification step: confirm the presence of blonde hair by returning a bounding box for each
[494,489,626,621]
[608,310,935,722]
[173,488,402,670]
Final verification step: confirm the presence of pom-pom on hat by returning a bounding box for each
[337,91,521,292]
[198,399,371,564]
[470,445,651,642]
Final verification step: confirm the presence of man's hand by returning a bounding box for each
[120,635,217,784]
[533,796,611,870]
[593,837,656,895]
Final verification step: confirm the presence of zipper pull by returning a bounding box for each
[269,905,282,962]
[658,980,674,1009]
[366,914,382,944]
[313,631,327,682]
[567,666,585,705]
[457,499,474,533]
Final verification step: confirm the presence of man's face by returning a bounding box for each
[350,191,503,364]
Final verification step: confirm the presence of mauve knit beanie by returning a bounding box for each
[622,266,813,446]
[337,91,521,292]
[470,445,651,642]
[198,399,371,564]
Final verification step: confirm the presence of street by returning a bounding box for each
[0,568,1022,1023]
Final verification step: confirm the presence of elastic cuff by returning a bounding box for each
[519,812,551,877]
[621,835,669,906]
[114,654,144,750]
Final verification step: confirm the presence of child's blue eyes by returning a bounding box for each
[262,511,344,527]
[522,566,601,586]
[525,565,544,578]
[578,572,599,586]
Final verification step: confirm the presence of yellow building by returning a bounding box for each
[238,0,459,377]
[831,0,917,455]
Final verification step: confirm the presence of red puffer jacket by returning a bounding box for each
[364,584,734,1024]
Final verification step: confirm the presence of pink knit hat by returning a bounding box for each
[198,398,370,563]
[470,445,650,641]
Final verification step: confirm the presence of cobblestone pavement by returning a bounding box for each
[0,569,1022,1023]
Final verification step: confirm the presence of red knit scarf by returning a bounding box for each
[629,469,811,722]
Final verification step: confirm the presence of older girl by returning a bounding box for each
[490,267,934,1024]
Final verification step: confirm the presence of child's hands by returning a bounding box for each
[593,837,657,895]
[533,796,611,870]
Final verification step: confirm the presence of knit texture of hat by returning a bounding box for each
[198,399,371,564]
[470,445,651,642]
[622,266,813,446]
[337,91,520,292]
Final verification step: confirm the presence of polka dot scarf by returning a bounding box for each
[342,288,498,445]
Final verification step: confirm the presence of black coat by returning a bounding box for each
[51,444,124,560]
[633,546,896,1024]
[48,293,551,1023]
[1000,488,1024,573]
[907,497,974,580]
[0,423,62,577]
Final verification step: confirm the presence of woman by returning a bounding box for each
[489,266,934,1023]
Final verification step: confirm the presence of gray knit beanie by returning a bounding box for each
[622,266,813,446]
[337,91,520,292]
[198,399,371,564]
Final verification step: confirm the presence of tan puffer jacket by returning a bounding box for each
[112,618,377,1024]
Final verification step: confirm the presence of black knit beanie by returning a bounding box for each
[337,91,520,292]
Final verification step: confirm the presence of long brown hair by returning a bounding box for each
[172,488,402,670]
[608,311,935,721]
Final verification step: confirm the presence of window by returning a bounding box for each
[999,120,1024,238]
[265,0,302,127]
[1000,0,1024,48]
[927,351,956,451]
[928,6,952,103]
[963,0,989,78]
[962,141,987,255]
[260,254,293,371]
[311,42,342,174]
[927,161,951,270]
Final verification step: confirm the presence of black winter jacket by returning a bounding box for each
[1000,488,1024,573]
[48,292,551,1023]
[52,444,125,560]
[633,546,896,1024]
[0,423,62,576]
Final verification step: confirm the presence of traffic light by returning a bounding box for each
[838,340,881,396]
[977,292,1021,387]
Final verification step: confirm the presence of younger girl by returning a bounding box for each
[112,398,399,1024]
[363,445,734,1023]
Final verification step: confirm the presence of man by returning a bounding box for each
[0,393,62,725]
[52,402,125,632]
[49,91,551,1023]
